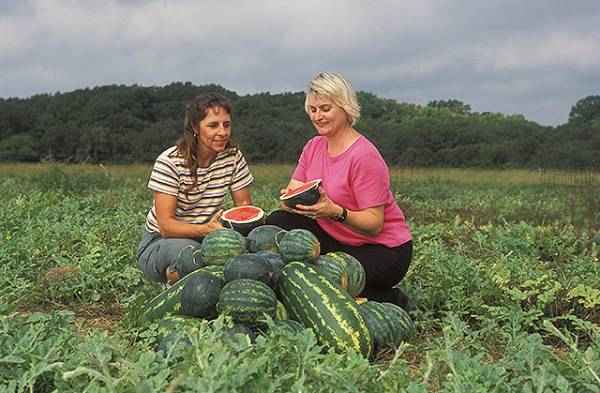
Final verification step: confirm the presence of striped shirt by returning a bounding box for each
[144,146,254,234]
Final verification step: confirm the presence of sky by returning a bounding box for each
[1,0,599,126]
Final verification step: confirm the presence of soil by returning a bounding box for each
[17,302,124,334]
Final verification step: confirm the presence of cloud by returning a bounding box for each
[0,0,598,126]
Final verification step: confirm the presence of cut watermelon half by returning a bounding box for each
[280,179,321,208]
[220,206,265,236]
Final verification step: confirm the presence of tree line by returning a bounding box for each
[0,82,599,169]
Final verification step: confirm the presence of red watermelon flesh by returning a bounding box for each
[222,206,264,223]
[282,179,321,198]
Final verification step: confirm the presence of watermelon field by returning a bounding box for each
[2,163,600,392]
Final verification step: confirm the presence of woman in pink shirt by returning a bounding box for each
[266,72,413,309]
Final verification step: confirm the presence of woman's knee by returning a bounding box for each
[342,246,409,289]
[138,237,201,283]
[138,241,166,283]
[266,210,294,228]
[266,210,312,230]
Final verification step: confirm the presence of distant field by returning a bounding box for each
[3,162,599,185]
[1,163,599,391]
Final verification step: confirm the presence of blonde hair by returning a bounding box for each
[304,72,361,126]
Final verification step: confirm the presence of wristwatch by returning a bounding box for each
[334,206,348,222]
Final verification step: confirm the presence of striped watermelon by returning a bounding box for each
[326,252,366,297]
[275,300,288,320]
[255,250,286,272]
[276,262,372,357]
[277,229,320,263]
[315,255,349,291]
[272,319,305,335]
[381,302,415,343]
[155,314,198,354]
[359,301,415,351]
[142,269,208,323]
[216,279,277,324]
[200,229,247,266]
[198,264,224,279]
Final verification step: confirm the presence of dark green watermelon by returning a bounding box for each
[255,250,286,286]
[180,271,224,319]
[247,225,286,252]
[172,244,205,277]
[223,253,274,286]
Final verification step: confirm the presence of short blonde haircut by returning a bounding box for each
[304,72,361,126]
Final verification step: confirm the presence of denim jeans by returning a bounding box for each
[136,229,202,283]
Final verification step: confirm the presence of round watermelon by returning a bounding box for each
[172,245,205,278]
[200,229,247,266]
[277,229,321,263]
[358,301,415,351]
[223,253,274,286]
[217,279,278,324]
[247,225,285,252]
[180,271,224,319]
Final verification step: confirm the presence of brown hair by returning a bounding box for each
[175,93,235,194]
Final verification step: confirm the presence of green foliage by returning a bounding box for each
[1,84,599,169]
[427,99,472,115]
[569,95,600,125]
[0,133,38,161]
[1,164,599,391]
[0,310,78,392]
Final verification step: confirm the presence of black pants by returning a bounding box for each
[266,210,413,303]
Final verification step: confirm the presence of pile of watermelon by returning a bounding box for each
[142,225,415,358]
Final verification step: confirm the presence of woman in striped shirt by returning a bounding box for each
[137,93,254,284]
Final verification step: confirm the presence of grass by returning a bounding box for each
[1,163,599,392]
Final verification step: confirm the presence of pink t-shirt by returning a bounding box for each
[292,135,411,247]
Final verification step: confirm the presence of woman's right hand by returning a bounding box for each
[207,209,224,231]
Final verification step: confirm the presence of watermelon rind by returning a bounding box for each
[315,255,350,292]
[172,245,205,278]
[358,301,398,352]
[277,229,321,263]
[223,253,274,286]
[280,179,321,208]
[180,271,224,319]
[142,270,205,323]
[380,302,415,343]
[276,261,373,357]
[217,279,278,324]
[247,225,286,253]
[220,206,266,236]
[326,252,366,297]
[199,229,247,266]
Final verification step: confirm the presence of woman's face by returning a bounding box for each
[196,106,231,156]
[307,95,348,137]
